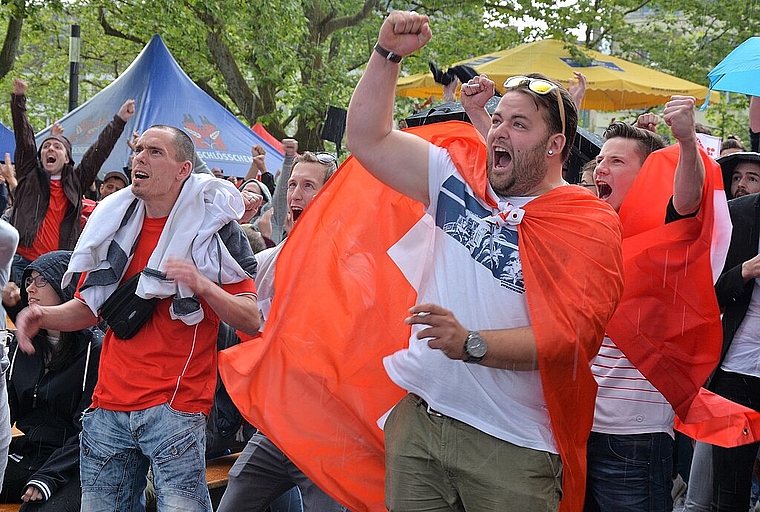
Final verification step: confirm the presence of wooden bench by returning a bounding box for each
[205,452,239,490]
[0,453,239,512]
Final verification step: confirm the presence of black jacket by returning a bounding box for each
[712,193,760,379]
[5,250,102,501]
[6,328,102,501]
[10,92,126,249]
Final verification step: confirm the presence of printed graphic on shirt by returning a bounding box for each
[436,175,524,294]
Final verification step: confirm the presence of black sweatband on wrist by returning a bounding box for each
[374,43,402,64]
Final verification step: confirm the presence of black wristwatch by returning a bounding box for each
[464,331,487,364]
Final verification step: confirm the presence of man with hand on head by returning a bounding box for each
[98,169,129,199]
[347,11,624,511]
[14,125,260,512]
[80,169,131,227]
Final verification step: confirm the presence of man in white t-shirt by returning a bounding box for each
[346,11,625,511]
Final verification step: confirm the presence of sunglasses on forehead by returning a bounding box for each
[503,75,566,137]
[314,152,338,165]
[312,152,340,172]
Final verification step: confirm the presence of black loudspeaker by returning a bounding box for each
[321,106,347,154]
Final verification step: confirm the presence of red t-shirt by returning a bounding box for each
[80,198,97,229]
[76,216,256,415]
[17,179,68,261]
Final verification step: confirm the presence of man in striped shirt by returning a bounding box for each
[586,99,706,512]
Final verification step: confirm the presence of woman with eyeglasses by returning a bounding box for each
[1,250,102,512]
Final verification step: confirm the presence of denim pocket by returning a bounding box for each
[80,428,119,488]
[606,434,657,466]
[153,423,205,492]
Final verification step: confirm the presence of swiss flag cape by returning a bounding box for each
[605,144,725,418]
[219,121,624,512]
[603,143,760,447]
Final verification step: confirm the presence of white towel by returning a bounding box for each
[64,173,248,325]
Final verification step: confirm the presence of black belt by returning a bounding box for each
[409,393,444,417]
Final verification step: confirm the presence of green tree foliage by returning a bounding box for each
[0,0,755,148]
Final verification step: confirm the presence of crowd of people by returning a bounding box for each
[0,10,758,512]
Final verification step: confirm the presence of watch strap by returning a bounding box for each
[374,43,402,64]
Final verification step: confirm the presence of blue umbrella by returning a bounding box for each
[702,37,760,109]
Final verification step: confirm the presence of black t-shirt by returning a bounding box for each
[665,196,699,224]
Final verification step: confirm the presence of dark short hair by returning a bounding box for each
[506,73,578,163]
[603,122,667,164]
[148,125,195,163]
[721,136,746,152]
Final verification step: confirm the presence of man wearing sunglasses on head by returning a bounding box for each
[347,11,625,512]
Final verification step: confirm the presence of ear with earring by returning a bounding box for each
[548,150,554,155]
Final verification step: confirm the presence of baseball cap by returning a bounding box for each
[103,169,130,187]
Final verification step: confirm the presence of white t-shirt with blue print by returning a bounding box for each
[383,144,557,454]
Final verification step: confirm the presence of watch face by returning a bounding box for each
[466,333,487,358]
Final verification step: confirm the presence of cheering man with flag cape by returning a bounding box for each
[344,12,626,511]
[221,11,625,512]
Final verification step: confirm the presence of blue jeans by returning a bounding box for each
[585,431,674,512]
[80,405,212,512]
[270,488,303,512]
[684,441,713,512]
[11,253,31,287]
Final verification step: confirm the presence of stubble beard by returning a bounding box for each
[488,138,550,197]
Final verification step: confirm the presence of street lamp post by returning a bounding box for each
[68,24,80,112]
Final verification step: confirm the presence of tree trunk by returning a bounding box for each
[0,14,24,81]
[206,30,258,124]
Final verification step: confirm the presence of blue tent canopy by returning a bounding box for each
[0,122,15,161]
[35,35,284,178]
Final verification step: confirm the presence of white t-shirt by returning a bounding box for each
[254,243,282,326]
[383,144,557,454]
[722,276,760,378]
[590,337,674,437]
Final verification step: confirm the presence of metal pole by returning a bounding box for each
[68,24,80,112]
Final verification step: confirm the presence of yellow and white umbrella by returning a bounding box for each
[397,39,720,111]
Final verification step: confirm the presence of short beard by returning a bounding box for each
[488,138,550,197]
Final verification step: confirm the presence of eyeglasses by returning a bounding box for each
[503,76,566,138]
[25,275,48,289]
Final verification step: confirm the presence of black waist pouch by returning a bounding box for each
[99,269,161,340]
